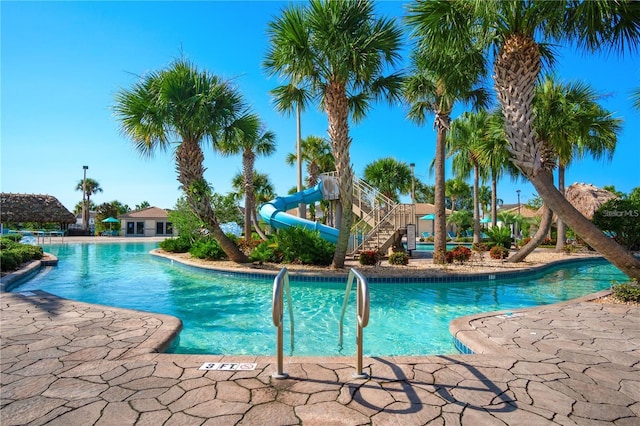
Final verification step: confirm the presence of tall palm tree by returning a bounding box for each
[444,178,471,214]
[418,0,640,278]
[271,83,312,218]
[218,119,277,239]
[113,59,250,263]
[363,157,413,203]
[447,111,491,243]
[231,171,275,241]
[405,1,489,263]
[534,75,621,251]
[264,0,404,268]
[75,177,102,209]
[284,135,335,187]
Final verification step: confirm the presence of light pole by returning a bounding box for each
[82,166,88,232]
[410,163,415,205]
[516,189,521,215]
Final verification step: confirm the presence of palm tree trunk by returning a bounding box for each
[530,168,640,279]
[509,203,553,263]
[325,82,353,269]
[472,163,480,244]
[251,209,268,241]
[177,140,248,263]
[491,174,498,227]
[433,115,448,264]
[555,165,566,251]
[495,33,640,279]
[242,150,255,240]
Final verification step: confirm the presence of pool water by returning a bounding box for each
[9,242,626,357]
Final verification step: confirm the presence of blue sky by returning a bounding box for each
[2,1,639,213]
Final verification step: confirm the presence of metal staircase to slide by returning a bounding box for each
[323,172,415,255]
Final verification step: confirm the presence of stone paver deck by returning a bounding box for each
[1,289,638,425]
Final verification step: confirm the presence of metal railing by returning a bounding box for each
[272,268,294,379]
[339,268,370,379]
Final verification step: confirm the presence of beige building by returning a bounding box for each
[118,207,174,237]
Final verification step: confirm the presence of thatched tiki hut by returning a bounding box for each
[564,183,618,220]
[0,193,76,228]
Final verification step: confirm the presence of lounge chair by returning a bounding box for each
[447,231,456,241]
[464,230,473,238]
[422,231,432,239]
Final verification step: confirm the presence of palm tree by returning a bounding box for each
[113,59,250,263]
[363,157,413,203]
[405,1,489,263]
[264,0,404,268]
[271,83,312,218]
[284,135,335,188]
[419,0,640,278]
[447,111,491,243]
[231,171,275,240]
[75,177,102,231]
[534,75,620,251]
[447,210,473,239]
[632,87,640,111]
[218,119,277,239]
[445,178,471,214]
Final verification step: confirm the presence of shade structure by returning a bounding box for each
[564,183,617,220]
[480,217,492,223]
[102,217,119,223]
[419,214,435,220]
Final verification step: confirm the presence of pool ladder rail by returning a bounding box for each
[271,267,370,380]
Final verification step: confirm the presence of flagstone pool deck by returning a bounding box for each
[1,252,639,424]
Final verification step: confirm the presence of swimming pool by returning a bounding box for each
[8,242,625,357]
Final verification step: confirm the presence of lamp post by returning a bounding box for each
[82,166,88,232]
[516,189,521,215]
[410,163,415,205]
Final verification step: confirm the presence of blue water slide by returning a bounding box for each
[258,181,339,243]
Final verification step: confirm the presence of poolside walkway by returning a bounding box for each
[2,289,638,425]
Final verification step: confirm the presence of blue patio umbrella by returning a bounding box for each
[101,217,120,234]
[419,214,435,220]
[480,216,492,223]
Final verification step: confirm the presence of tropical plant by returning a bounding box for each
[363,157,413,203]
[75,177,102,207]
[250,226,335,266]
[285,135,335,188]
[419,0,640,278]
[414,181,435,204]
[447,210,473,239]
[485,225,512,248]
[592,198,640,251]
[489,245,509,260]
[612,280,640,303]
[358,250,381,266]
[534,74,620,251]
[218,119,276,239]
[265,0,404,268]
[632,87,640,111]
[113,58,250,262]
[270,79,313,219]
[447,111,491,242]
[190,237,226,260]
[444,178,472,213]
[388,251,409,266]
[135,201,150,210]
[405,0,490,264]
[231,171,275,241]
[445,246,472,264]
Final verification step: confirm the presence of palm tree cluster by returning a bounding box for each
[113,1,640,278]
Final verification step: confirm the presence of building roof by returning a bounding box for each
[118,206,170,220]
[0,193,76,224]
[414,203,452,215]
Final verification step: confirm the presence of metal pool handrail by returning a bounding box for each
[272,267,294,379]
[339,268,370,378]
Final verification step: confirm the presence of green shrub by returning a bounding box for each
[593,198,640,250]
[189,237,226,260]
[611,280,640,303]
[388,252,409,266]
[0,251,20,272]
[489,245,509,259]
[249,227,335,266]
[485,226,512,248]
[2,234,23,243]
[445,246,472,264]
[358,250,380,266]
[159,236,193,253]
[0,238,20,250]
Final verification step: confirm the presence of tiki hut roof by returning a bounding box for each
[564,183,618,220]
[1,193,76,224]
